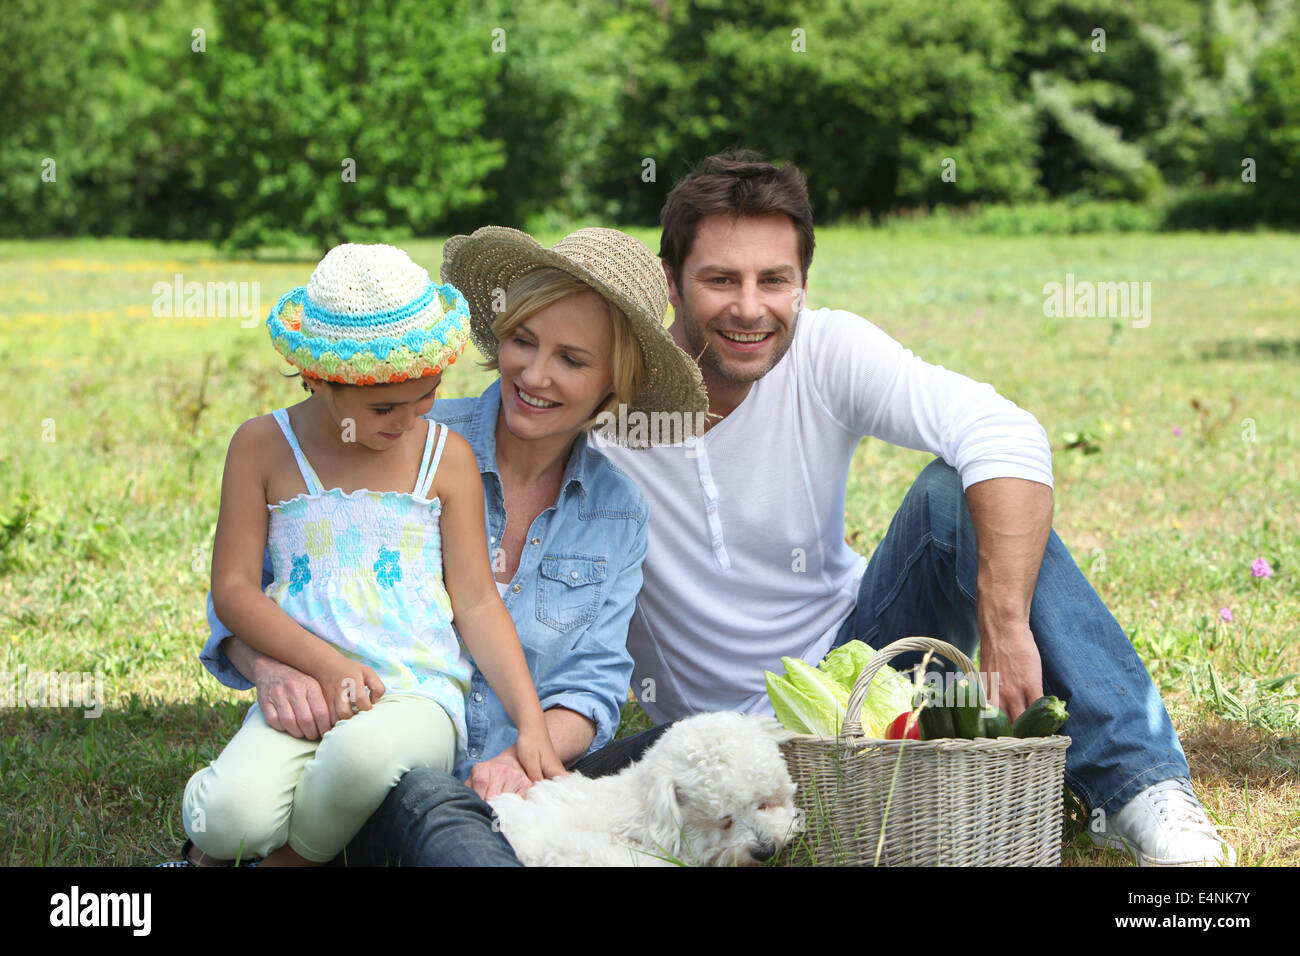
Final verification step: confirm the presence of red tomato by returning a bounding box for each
[885,711,921,740]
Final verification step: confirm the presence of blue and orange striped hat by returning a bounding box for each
[267,243,470,385]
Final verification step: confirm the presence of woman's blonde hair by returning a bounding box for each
[482,267,643,431]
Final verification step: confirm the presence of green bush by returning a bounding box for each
[601,0,1044,223]
[452,0,659,231]
[1237,18,1300,226]
[0,0,1295,240]
[882,199,1162,235]
[0,0,212,238]
[200,0,505,253]
[1161,185,1264,231]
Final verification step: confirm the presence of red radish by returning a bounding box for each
[885,710,920,740]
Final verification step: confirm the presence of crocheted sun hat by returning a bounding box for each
[267,243,470,385]
[439,226,708,435]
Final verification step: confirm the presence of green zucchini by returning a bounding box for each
[914,676,990,739]
[977,706,1013,738]
[914,689,954,740]
[1010,695,1069,738]
[950,676,986,739]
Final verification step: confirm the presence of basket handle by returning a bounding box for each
[841,636,978,738]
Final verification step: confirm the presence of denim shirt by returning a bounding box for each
[199,378,647,781]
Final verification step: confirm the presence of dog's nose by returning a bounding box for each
[751,840,777,862]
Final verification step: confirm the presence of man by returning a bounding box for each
[594,149,1235,867]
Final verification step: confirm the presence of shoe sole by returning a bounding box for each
[1090,830,1236,866]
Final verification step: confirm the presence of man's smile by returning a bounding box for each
[715,328,776,352]
[718,330,772,342]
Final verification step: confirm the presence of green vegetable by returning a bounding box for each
[764,641,913,738]
[914,688,954,740]
[765,667,841,738]
[950,676,986,739]
[818,641,875,696]
[1011,696,1070,737]
[977,706,1012,738]
[912,673,988,739]
[851,660,914,738]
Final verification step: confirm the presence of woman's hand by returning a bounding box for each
[248,649,334,740]
[467,749,534,800]
[513,721,567,783]
[311,651,386,724]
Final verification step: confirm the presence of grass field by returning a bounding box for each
[1,228,1297,866]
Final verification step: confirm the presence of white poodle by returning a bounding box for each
[488,712,800,867]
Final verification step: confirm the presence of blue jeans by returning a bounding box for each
[832,457,1190,815]
[330,724,674,866]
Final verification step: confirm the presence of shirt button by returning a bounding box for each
[512,583,522,593]
[473,692,483,702]
[530,537,540,546]
[469,748,480,757]
[706,503,717,514]
[570,571,579,580]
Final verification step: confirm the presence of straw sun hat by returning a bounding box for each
[267,243,470,385]
[439,227,709,433]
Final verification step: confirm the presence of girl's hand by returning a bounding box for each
[513,722,567,783]
[313,651,386,724]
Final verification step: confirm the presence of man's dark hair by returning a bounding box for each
[659,148,815,290]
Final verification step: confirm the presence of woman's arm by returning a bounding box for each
[223,636,335,740]
[465,482,649,800]
[435,431,564,781]
[531,500,647,755]
[209,418,383,723]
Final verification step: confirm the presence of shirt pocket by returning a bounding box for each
[536,554,608,633]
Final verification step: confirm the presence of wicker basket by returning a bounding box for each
[778,636,1070,866]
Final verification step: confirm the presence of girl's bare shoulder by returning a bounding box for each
[429,427,478,494]
[222,412,299,503]
[225,412,284,457]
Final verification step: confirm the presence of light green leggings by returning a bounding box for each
[182,692,456,863]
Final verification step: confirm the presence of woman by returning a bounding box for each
[179,227,707,866]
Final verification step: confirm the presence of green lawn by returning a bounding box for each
[1,229,1296,866]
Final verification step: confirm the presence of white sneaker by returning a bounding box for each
[1090,778,1237,866]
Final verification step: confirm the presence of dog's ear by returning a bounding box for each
[643,774,685,859]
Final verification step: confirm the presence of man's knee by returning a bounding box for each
[390,766,463,802]
[384,766,490,822]
[913,457,963,503]
[903,458,971,537]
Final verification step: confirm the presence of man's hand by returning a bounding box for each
[965,476,1053,720]
[250,654,334,740]
[978,617,1044,720]
[467,748,533,800]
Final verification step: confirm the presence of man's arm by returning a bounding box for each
[802,309,1057,716]
[965,476,1054,719]
[802,308,1056,489]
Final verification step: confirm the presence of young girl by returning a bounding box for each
[182,243,564,867]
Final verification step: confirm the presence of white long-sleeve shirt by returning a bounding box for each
[598,306,1054,723]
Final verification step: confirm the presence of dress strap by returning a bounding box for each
[271,408,326,496]
[415,422,449,499]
